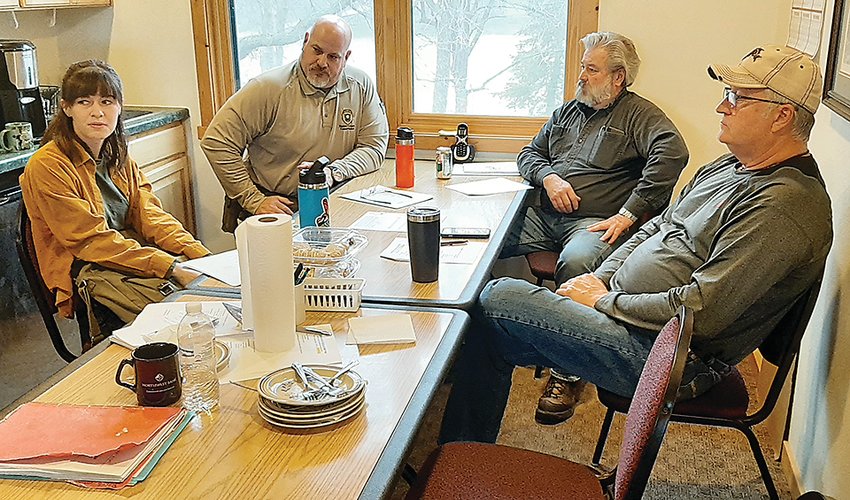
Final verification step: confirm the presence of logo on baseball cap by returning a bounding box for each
[708,44,822,114]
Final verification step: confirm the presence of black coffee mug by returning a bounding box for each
[115,342,181,406]
[407,206,440,283]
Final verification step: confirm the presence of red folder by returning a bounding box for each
[0,402,182,461]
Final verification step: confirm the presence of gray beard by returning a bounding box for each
[575,79,615,108]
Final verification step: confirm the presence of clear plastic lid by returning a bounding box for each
[291,228,368,266]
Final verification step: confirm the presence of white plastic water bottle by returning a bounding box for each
[177,303,219,412]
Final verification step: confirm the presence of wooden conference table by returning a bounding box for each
[0,294,469,500]
[195,158,529,310]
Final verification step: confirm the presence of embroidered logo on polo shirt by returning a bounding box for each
[339,108,355,131]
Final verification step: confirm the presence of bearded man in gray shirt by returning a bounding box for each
[440,45,832,444]
[502,31,688,425]
[202,15,389,232]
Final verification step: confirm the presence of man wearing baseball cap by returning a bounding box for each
[439,45,833,448]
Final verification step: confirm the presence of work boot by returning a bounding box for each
[535,373,587,425]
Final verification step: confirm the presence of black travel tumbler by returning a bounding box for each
[407,207,440,283]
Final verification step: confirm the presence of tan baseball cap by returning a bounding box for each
[708,44,822,114]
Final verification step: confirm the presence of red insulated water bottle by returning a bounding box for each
[395,127,415,188]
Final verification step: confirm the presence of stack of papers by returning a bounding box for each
[183,250,241,286]
[0,403,191,489]
[346,314,416,345]
[453,161,520,176]
[340,186,433,209]
[379,237,486,264]
[112,301,343,384]
[111,301,243,349]
[446,178,532,196]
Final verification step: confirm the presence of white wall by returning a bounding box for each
[601,1,850,497]
[600,0,793,193]
[786,2,850,496]
[0,2,232,253]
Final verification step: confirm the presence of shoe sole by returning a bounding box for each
[534,407,575,425]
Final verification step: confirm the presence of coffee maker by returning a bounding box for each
[0,40,46,139]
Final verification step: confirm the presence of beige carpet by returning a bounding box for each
[391,364,790,499]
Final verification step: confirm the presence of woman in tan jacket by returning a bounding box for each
[21,60,209,336]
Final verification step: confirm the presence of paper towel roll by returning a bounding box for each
[235,214,296,352]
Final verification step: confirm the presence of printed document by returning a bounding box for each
[340,186,432,209]
[349,211,408,232]
[379,237,485,264]
[446,178,532,196]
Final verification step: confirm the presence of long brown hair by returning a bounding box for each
[41,60,128,173]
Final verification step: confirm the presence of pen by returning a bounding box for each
[385,189,414,198]
[441,240,468,246]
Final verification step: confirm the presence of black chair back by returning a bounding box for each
[15,204,89,362]
[749,274,823,425]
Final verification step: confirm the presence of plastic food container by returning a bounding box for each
[291,228,368,266]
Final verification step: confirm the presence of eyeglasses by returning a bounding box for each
[722,88,787,109]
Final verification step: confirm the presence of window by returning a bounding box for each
[410,1,567,118]
[190,0,598,152]
[230,1,376,88]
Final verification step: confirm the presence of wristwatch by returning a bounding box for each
[618,207,638,222]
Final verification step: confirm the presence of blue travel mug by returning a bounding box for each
[298,156,331,228]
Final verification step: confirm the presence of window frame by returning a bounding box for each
[190,0,599,152]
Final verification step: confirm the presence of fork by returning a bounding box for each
[301,365,346,397]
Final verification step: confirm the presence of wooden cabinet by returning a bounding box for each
[13,0,110,8]
[128,122,197,234]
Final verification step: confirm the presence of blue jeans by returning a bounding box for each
[500,206,613,286]
[438,278,719,444]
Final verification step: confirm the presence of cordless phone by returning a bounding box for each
[451,122,475,163]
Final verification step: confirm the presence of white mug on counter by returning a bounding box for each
[0,122,34,153]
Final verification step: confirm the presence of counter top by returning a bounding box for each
[0,106,189,178]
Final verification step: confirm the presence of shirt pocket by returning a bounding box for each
[548,123,579,158]
[588,125,630,169]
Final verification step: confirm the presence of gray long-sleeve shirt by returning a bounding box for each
[201,61,389,213]
[517,91,689,219]
[594,153,832,364]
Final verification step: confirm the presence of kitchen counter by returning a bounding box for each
[0,106,189,178]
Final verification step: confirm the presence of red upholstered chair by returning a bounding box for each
[16,204,92,362]
[405,306,693,500]
[591,276,823,500]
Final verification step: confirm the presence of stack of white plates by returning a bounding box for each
[256,364,366,429]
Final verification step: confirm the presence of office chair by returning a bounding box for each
[405,306,693,500]
[591,276,823,500]
[16,204,92,362]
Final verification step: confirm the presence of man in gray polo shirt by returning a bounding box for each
[202,15,389,232]
[502,32,689,425]
[440,45,832,444]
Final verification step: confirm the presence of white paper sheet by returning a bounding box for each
[787,8,823,56]
[453,161,520,176]
[183,250,241,286]
[340,186,433,209]
[110,301,243,349]
[446,178,532,196]
[346,314,416,345]
[217,326,342,383]
[349,211,408,232]
[379,237,485,264]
